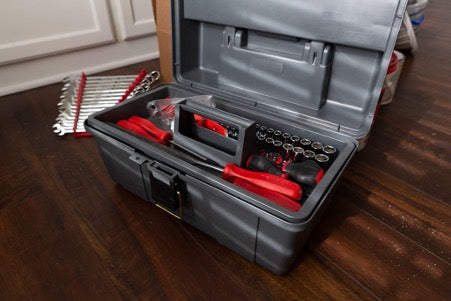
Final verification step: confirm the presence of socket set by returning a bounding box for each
[53,70,160,136]
[254,123,337,170]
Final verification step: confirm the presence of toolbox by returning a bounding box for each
[85,0,407,274]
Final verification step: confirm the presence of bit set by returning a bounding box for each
[255,124,337,169]
[53,70,160,136]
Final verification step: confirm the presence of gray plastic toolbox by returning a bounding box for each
[85,0,407,274]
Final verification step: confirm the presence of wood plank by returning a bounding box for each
[0,0,450,298]
[309,196,451,300]
[342,161,450,262]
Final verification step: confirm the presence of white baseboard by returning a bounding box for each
[0,35,160,97]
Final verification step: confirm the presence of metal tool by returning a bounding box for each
[258,125,267,136]
[266,128,275,138]
[290,135,300,146]
[246,155,325,188]
[273,130,282,141]
[311,141,324,153]
[282,132,291,144]
[283,143,294,162]
[303,150,316,160]
[264,137,275,154]
[292,147,304,162]
[300,138,312,149]
[315,153,330,169]
[53,70,160,136]
[116,118,302,201]
[273,140,283,157]
[322,145,337,160]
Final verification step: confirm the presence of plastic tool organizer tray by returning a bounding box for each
[85,0,407,274]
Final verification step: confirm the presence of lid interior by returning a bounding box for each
[172,0,406,138]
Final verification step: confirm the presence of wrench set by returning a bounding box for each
[53,70,160,136]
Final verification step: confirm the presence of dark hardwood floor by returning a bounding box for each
[1,1,450,299]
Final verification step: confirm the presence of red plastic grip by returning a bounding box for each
[116,120,160,143]
[118,69,147,103]
[231,178,301,212]
[203,119,227,136]
[72,72,87,136]
[222,163,302,200]
[128,116,172,144]
[193,114,227,136]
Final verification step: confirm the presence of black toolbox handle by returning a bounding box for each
[173,101,256,167]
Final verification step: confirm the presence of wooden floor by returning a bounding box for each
[1,2,450,300]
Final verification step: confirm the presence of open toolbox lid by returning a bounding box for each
[171,0,407,139]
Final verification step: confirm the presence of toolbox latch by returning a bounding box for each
[148,162,185,220]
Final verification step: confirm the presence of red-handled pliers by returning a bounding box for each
[116,116,172,145]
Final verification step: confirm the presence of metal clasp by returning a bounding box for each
[155,190,183,220]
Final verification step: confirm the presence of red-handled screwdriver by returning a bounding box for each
[116,118,302,201]
[281,160,324,187]
[247,155,324,187]
[246,155,286,177]
[222,164,301,200]
[185,159,301,201]
[230,178,301,212]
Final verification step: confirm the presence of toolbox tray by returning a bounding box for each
[85,0,406,274]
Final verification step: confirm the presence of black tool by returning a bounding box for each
[282,132,291,144]
[323,145,337,160]
[311,141,323,153]
[283,143,294,162]
[258,125,267,136]
[273,130,282,141]
[247,155,325,187]
[266,128,275,138]
[303,149,315,160]
[246,155,285,176]
[257,135,266,151]
[292,146,304,162]
[300,138,311,149]
[265,137,275,153]
[290,135,300,146]
[315,153,330,169]
[282,160,325,187]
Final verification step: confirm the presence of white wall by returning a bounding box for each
[0,0,159,96]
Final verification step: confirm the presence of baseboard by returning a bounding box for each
[0,35,160,97]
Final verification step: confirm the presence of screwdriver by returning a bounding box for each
[116,117,302,201]
[165,149,302,202]
[230,178,301,212]
[247,155,324,187]
[160,146,302,201]
[281,160,324,187]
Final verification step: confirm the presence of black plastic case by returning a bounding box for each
[85,0,407,274]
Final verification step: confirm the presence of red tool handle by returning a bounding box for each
[128,116,172,144]
[204,119,227,136]
[116,120,161,143]
[118,69,147,103]
[231,178,301,212]
[223,164,302,200]
[193,114,227,136]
